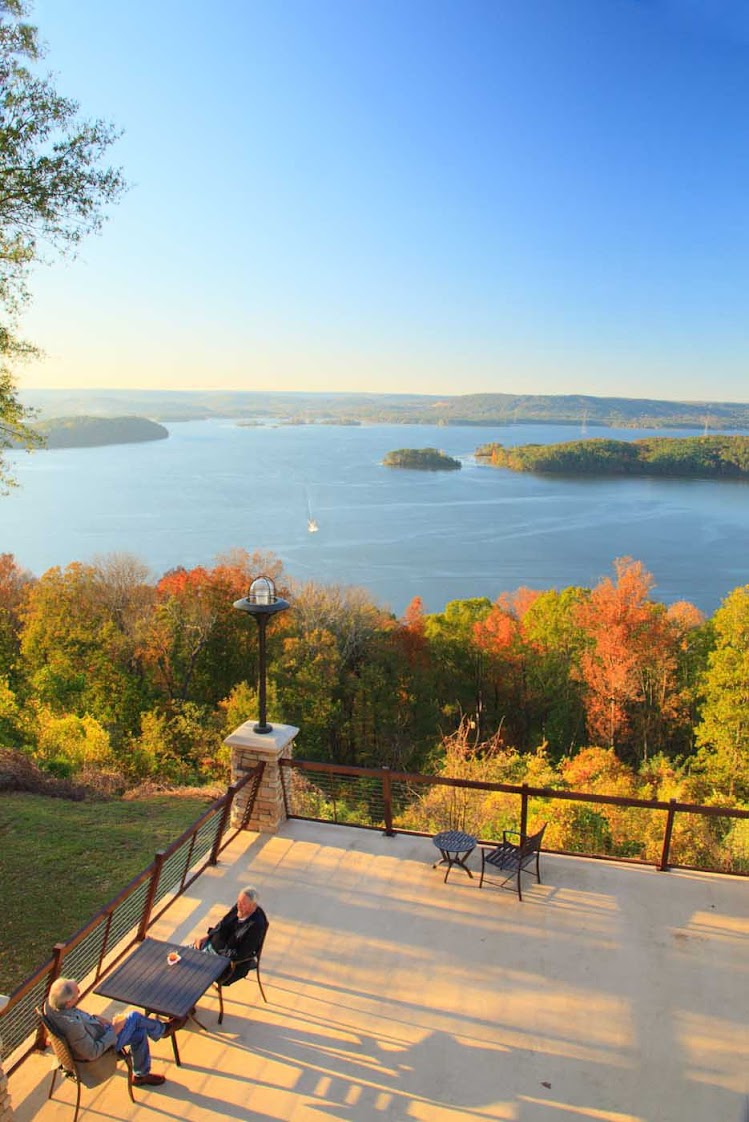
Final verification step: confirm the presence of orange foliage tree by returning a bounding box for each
[140,551,289,705]
[574,558,702,762]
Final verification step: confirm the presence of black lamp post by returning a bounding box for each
[233,575,290,734]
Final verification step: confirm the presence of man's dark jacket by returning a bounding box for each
[208,904,268,985]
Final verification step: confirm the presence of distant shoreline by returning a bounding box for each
[20,388,749,431]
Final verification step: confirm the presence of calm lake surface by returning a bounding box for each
[4,421,749,616]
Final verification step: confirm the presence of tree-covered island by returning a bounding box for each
[475,435,749,478]
[383,447,462,471]
[22,415,169,450]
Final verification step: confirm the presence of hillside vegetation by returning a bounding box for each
[383,447,461,470]
[476,435,749,478]
[30,415,169,449]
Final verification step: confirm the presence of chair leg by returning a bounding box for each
[73,1078,82,1122]
[479,853,485,888]
[216,983,225,1025]
[122,1050,136,1104]
[47,1067,58,1100]
[536,851,542,883]
[517,868,523,902]
[256,968,268,1003]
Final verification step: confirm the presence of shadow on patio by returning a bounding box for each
[9,819,749,1122]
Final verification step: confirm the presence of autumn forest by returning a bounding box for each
[1,548,748,827]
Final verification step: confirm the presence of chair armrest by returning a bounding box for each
[502,830,521,844]
[221,953,258,977]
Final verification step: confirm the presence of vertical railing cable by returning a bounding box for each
[382,767,394,836]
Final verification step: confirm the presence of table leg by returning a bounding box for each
[189,1008,209,1032]
[453,850,474,878]
[433,847,475,883]
[147,1009,182,1067]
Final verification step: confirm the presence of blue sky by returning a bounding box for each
[18,0,749,400]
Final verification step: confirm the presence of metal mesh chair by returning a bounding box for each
[214,921,269,1024]
[37,1006,135,1122]
[479,823,547,901]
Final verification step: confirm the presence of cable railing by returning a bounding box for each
[280,758,749,875]
[0,762,264,1075]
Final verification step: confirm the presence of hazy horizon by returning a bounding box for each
[19,1,749,402]
[19,386,749,408]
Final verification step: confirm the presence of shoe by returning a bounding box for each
[133,1073,166,1087]
[161,1015,188,1038]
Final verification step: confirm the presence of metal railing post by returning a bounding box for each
[520,784,529,839]
[659,799,677,871]
[210,787,237,865]
[137,851,166,941]
[382,767,394,837]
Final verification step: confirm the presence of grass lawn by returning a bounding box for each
[0,791,215,995]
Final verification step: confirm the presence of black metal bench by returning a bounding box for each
[479,823,547,901]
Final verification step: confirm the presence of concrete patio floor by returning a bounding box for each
[8,819,749,1122]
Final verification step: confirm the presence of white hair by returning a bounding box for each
[240,886,258,902]
[48,978,78,1010]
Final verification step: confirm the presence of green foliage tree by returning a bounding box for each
[19,558,155,735]
[424,598,494,735]
[695,585,749,800]
[274,627,341,760]
[0,672,21,743]
[125,701,224,784]
[520,586,589,752]
[0,551,33,686]
[0,0,125,489]
[31,705,112,774]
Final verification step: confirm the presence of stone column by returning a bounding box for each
[224,721,299,833]
[0,1054,13,1122]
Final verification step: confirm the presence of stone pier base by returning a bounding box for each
[224,721,299,833]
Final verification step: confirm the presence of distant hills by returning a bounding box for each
[19,388,749,430]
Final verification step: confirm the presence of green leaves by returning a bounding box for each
[0,0,125,489]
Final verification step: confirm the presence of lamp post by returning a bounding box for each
[233,575,290,734]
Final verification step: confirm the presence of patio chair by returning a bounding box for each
[214,921,269,1024]
[36,1005,135,1122]
[479,823,547,901]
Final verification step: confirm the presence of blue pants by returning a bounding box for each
[114,1011,166,1075]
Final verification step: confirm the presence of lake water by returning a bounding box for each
[3,421,749,616]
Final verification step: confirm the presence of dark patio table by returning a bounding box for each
[94,937,227,1066]
[432,830,477,883]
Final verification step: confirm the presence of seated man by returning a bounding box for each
[44,977,185,1087]
[193,885,268,986]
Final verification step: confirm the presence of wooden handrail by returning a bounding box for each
[280,757,749,820]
